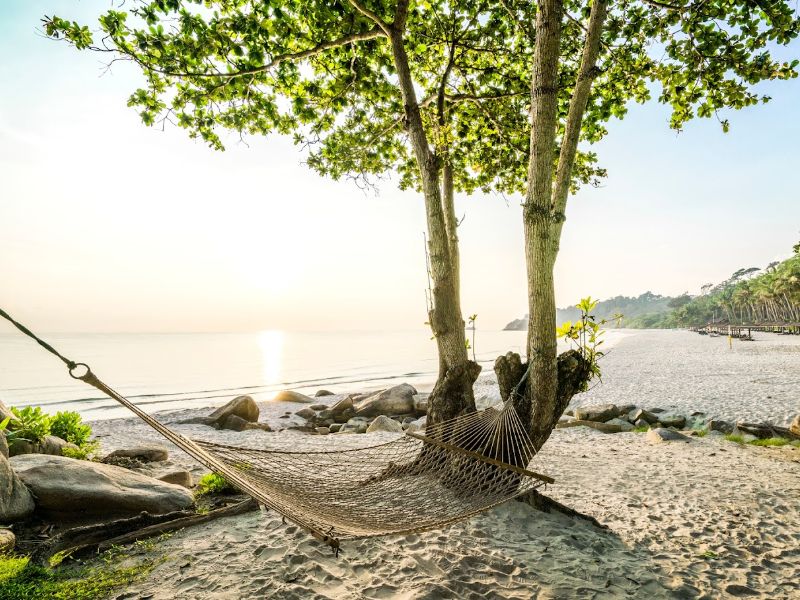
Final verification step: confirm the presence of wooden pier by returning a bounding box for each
[691,323,800,340]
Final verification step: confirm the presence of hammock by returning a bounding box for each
[0,309,551,555]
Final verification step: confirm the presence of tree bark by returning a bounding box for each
[386,25,478,424]
[523,0,564,450]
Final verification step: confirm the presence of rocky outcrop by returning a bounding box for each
[10,454,194,518]
[556,419,624,434]
[0,453,35,522]
[354,384,416,418]
[208,395,259,424]
[573,404,620,423]
[9,435,78,458]
[366,415,403,433]
[104,446,169,463]
[503,316,529,331]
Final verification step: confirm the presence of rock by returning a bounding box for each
[646,428,690,444]
[272,390,315,404]
[366,415,404,433]
[616,404,637,415]
[174,416,217,427]
[339,421,368,434]
[412,394,429,415]
[647,407,666,414]
[329,424,342,433]
[10,454,194,518]
[790,415,800,437]
[634,419,650,429]
[354,384,417,418]
[337,408,355,423]
[405,416,427,433]
[317,409,334,420]
[294,408,316,420]
[104,446,169,463]
[573,404,620,423]
[220,414,252,432]
[0,435,7,459]
[0,454,35,522]
[708,419,734,434]
[606,418,634,432]
[330,396,354,415]
[558,415,575,425]
[157,471,193,488]
[314,390,334,397]
[310,404,328,411]
[8,435,78,458]
[628,408,659,425]
[402,417,416,426]
[657,414,686,429]
[315,427,330,435]
[242,422,272,432]
[208,395,259,424]
[555,419,622,433]
[0,529,15,553]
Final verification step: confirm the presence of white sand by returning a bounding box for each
[90,329,800,599]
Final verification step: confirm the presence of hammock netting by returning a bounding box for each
[0,308,553,553]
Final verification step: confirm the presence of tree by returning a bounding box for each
[500,0,798,449]
[43,0,552,424]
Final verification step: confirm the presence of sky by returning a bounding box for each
[1,1,799,333]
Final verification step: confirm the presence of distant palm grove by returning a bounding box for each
[506,241,800,330]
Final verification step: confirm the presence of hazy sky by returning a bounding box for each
[1,2,799,333]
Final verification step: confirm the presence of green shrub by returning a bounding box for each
[50,411,92,447]
[195,473,234,496]
[62,440,101,461]
[9,407,51,443]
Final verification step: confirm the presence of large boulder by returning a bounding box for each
[791,415,800,437]
[10,454,194,518]
[272,390,315,404]
[366,415,403,433]
[646,428,690,444]
[573,404,620,423]
[208,395,259,424]
[0,454,35,522]
[104,446,169,463]
[354,384,417,418]
[657,414,686,429]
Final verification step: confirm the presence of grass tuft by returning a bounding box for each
[724,434,745,444]
[195,472,234,496]
[632,425,650,433]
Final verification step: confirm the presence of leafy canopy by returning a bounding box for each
[44,1,798,197]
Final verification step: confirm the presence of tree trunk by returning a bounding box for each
[387,30,478,424]
[523,0,564,450]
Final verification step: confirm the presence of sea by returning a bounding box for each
[0,329,628,420]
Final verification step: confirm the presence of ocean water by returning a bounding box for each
[0,329,629,420]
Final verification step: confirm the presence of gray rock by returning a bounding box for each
[104,446,169,463]
[157,471,193,489]
[0,434,7,459]
[412,394,429,415]
[317,409,334,420]
[405,416,427,433]
[646,428,690,444]
[0,529,15,553]
[314,390,334,397]
[0,453,34,522]
[790,415,800,437]
[628,408,659,425]
[606,418,634,432]
[555,419,622,433]
[573,404,620,423]
[329,424,342,433]
[315,427,330,435]
[402,417,417,426]
[10,454,194,518]
[657,414,686,429]
[708,419,734,434]
[310,404,328,411]
[558,415,575,425]
[354,384,417,418]
[220,414,251,432]
[339,420,368,434]
[346,417,369,425]
[241,421,272,432]
[634,419,650,429]
[294,408,316,420]
[174,416,217,427]
[9,435,78,458]
[272,390,315,404]
[366,415,404,433]
[647,407,666,414]
[208,395,259,424]
[616,404,637,415]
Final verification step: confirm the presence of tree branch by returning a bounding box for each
[346,0,392,36]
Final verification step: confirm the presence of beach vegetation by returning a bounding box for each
[50,411,92,447]
[0,552,161,600]
[724,434,746,445]
[748,437,796,448]
[694,429,708,438]
[195,473,234,496]
[632,425,650,434]
[5,406,98,459]
[8,407,52,444]
[698,550,718,560]
[61,440,101,461]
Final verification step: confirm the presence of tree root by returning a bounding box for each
[516,489,608,530]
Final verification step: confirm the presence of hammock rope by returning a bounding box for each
[0,308,551,555]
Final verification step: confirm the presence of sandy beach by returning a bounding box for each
[86,329,799,599]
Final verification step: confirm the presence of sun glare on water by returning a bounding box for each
[258,330,284,390]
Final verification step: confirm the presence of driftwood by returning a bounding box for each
[736,422,800,440]
[32,498,258,566]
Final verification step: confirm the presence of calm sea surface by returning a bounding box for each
[0,329,629,420]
